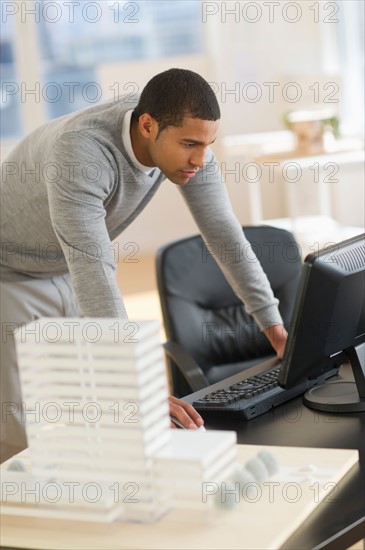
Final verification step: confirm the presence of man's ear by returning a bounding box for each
[139,114,158,139]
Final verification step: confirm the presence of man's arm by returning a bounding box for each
[178,148,286,357]
[47,132,127,318]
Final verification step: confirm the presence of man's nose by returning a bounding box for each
[190,150,205,169]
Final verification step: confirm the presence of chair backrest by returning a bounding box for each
[156,226,302,395]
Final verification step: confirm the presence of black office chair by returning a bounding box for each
[156,226,302,397]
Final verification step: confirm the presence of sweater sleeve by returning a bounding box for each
[177,148,283,331]
[46,131,128,318]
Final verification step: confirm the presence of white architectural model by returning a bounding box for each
[1,318,237,523]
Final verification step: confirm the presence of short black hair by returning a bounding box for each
[133,68,220,133]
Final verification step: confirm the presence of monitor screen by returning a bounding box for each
[278,233,365,413]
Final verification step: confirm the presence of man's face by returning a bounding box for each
[146,116,219,185]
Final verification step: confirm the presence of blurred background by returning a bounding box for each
[1,0,364,314]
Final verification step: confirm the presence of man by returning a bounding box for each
[1,69,287,463]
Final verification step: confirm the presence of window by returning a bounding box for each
[0,16,23,139]
[1,0,204,138]
[336,0,364,137]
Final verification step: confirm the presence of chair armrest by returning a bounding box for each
[163,341,209,393]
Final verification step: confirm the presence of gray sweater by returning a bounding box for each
[0,96,282,330]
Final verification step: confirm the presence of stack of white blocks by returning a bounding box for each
[154,430,237,510]
[4,318,237,523]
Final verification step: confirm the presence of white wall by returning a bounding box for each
[203,0,331,135]
[97,2,363,252]
[97,54,211,102]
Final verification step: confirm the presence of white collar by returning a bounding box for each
[121,110,156,176]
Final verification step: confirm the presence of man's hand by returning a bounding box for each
[168,396,205,429]
[263,324,288,360]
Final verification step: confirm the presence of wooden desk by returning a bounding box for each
[0,444,359,550]
[1,367,363,549]
[185,365,365,549]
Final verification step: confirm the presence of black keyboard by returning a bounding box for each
[193,363,339,420]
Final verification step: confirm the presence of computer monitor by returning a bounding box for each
[278,233,365,413]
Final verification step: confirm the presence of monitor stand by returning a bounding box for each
[303,343,365,413]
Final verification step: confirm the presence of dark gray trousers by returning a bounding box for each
[0,274,81,463]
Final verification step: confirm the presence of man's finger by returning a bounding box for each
[168,396,204,429]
